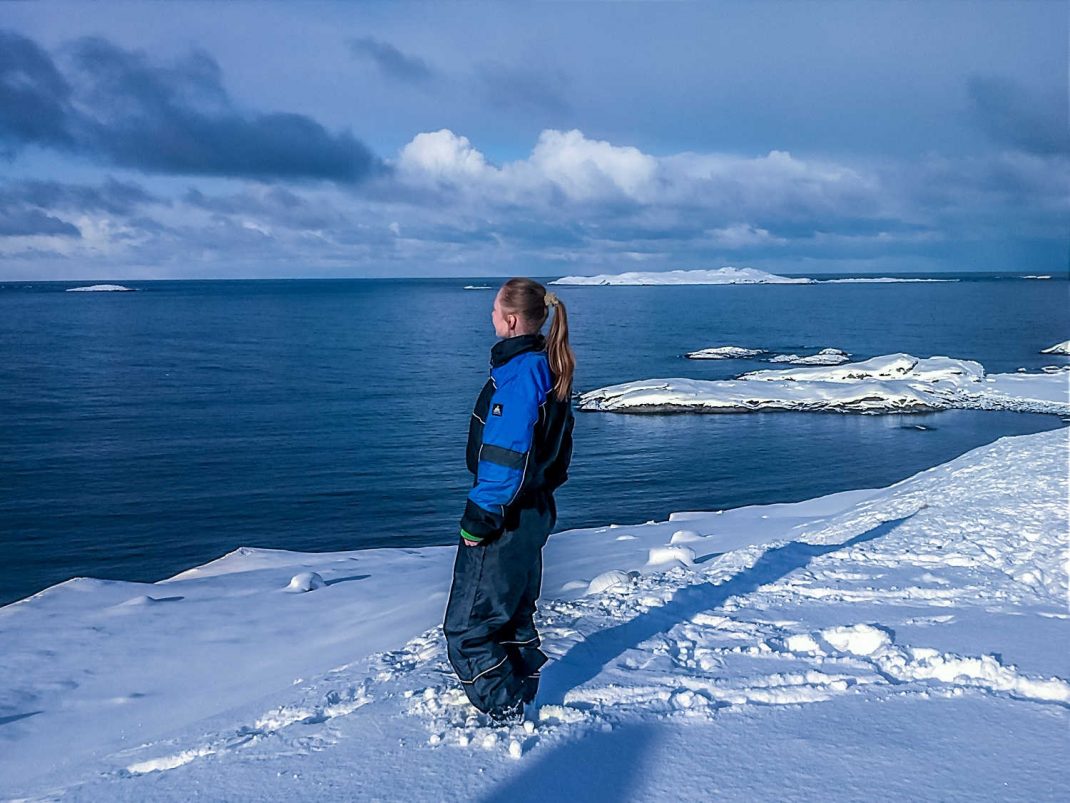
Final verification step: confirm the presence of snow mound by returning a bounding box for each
[646,545,697,568]
[669,529,704,544]
[66,284,135,292]
[587,570,637,595]
[115,594,182,608]
[551,267,814,286]
[1040,340,1070,355]
[285,572,325,593]
[820,623,893,656]
[686,346,767,360]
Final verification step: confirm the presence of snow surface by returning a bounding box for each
[579,353,1070,415]
[1,429,1067,800]
[65,284,135,292]
[1040,340,1070,355]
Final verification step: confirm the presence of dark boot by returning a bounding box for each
[488,698,524,726]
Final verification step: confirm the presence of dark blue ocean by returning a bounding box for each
[1,274,1067,606]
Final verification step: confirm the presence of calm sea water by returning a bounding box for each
[1,274,1067,606]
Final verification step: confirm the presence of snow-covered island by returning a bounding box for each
[818,277,956,283]
[684,346,850,365]
[552,267,814,285]
[0,429,1066,799]
[685,346,768,360]
[551,268,957,286]
[579,353,1070,415]
[768,348,851,365]
[65,284,135,292]
[1040,340,1070,355]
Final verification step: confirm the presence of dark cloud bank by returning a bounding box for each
[349,36,434,84]
[0,30,381,183]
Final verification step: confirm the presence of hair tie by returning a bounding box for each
[544,291,559,308]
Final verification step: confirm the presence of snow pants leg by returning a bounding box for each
[443,492,554,713]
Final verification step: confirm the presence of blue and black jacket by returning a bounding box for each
[460,333,575,544]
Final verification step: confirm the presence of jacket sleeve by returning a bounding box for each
[460,374,541,542]
[545,406,574,491]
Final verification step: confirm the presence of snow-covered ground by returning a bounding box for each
[1,429,1067,801]
[65,284,135,292]
[579,353,1070,415]
[551,268,957,286]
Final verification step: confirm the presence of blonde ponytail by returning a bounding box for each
[498,277,576,402]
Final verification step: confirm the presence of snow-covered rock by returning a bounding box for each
[551,267,814,286]
[66,284,135,292]
[1040,340,1070,355]
[586,570,637,595]
[685,346,767,360]
[738,353,985,384]
[768,348,850,365]
[285,571,325,593]
[578,353,1068,415]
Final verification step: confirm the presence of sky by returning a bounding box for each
[0,0,1066,279]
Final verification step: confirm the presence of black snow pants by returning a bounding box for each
[443,490,554,713]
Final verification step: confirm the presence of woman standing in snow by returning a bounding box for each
[444,277,576,723]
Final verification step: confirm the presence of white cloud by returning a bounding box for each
[526,129,657,201]
[393,128,883,218]
[708,223,786,248]
[397,129,489,181]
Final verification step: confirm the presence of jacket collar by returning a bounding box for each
[491,333,545,367]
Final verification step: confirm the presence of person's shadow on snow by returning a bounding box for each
[480,722,657,803]
[537,513,916,707]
